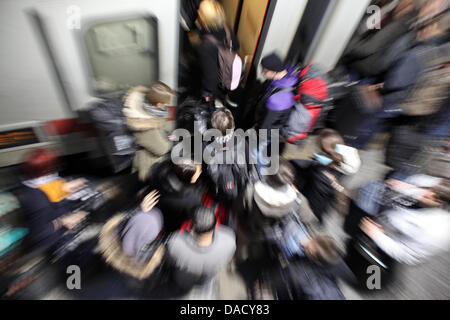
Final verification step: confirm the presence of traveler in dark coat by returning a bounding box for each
[257,53,298,131]
[204,108,252,202]
[18,148,88,252]
[196,0,240,104]
[353,0,450,149]
[236,157,318,261]
[343,0,417,78]
[146,157,205,232]
[293,129,360,223]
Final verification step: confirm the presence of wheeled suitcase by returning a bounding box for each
[344,235,396,290]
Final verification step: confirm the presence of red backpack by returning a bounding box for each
[284,63,329,144]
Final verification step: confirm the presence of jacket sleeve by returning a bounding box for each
[370,232,426,265]
[133,128,172,157]
[20,188,67,249]
[349,19,404,59]
[382,51,420,108]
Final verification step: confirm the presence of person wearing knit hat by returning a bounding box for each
[257,52,297,131]
[251,53,298,174]
[261,52,285,73]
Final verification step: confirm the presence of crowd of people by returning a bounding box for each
[2,0,449,300]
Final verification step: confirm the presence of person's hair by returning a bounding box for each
[318,128,345,165]
[308,235,343,266]
[416,0,450,31]
[21,148,60,178]
[393,0,417,18]
[145,81,176,106]
[431,178,450,204]
[172,158,199,184]
[197,0,226,31]
[192,206,217,234]
[21,148,60,179]
[265,157,295,188]
[211,108,235,136]
[437,10,450,32]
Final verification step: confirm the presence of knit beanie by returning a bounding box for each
[261,53,284,72]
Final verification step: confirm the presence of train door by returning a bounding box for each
[32,0,179,111]
[0,0,179,166]
[221,0,270,82]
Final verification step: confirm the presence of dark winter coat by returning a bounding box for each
[98,213,165,280]
[148,160,205,232]
[204,132,251,201]
[258,68,299,130]
[197,27,240,99]
[346,12,415,78]
[291,160,344,222]
[89,93,137,174]
[16,186,70,251]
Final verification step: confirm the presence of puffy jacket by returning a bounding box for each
[148,160,205,232]
[123,90,174,181]
[259,69,298,130]
[240,181,318,240]
[98,213,165,281]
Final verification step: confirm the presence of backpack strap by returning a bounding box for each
[270,85,296,96]
[204,34,220,46]
[224,25,232,51]
[299,64,312,79]
[204,26,233,50]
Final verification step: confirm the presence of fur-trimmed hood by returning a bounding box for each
[252,181,298,218]
[98,214,165,280]
[122,91,167,131]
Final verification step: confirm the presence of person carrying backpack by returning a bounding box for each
[257,53,299,131]
[257,53,329,141]
[204,108,251,202]
[253,53,329,173]
[196,0,241,108]
[236,157,318,262]
[235,158,350,300]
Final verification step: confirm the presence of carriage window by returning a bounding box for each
[83,16,158,94]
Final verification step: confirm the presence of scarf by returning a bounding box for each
[123,91,168,131]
